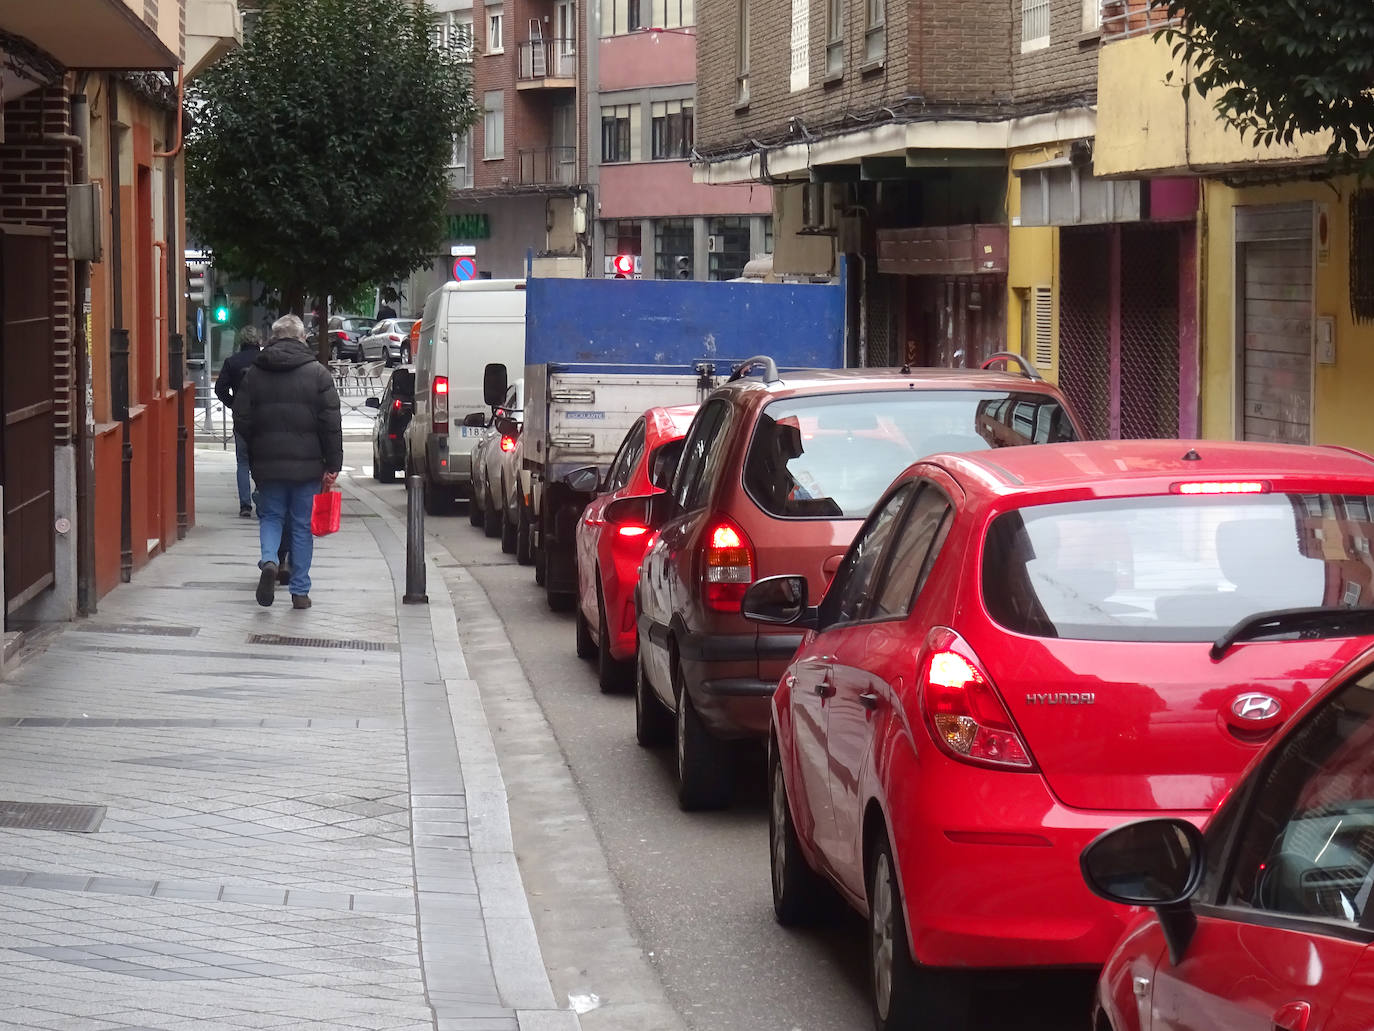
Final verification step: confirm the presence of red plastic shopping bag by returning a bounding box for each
[311,489,342,537]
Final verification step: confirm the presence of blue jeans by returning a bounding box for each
[234,432,252,509]
[256,480,317,597]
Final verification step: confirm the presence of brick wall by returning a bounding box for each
[698,0,1094,157]
[0,85,74,446]
[1012,0,1099,104]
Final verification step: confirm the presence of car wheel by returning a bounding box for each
[546,578,575,612]
[597,585,633,693]
[868,831,970,1031]
[575,601,596,660]
[331,343,340,360]
[422,475,447,516]
[635,647,673,747]
[516,495,533,565]
[500,484,517,554]
[373,445,396,483]
[675,664,733,811]
[770,738,828,925]
[483,486,501,539]
[534,543,547,586]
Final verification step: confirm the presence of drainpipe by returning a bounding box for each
[107,77,132,583]
[71,91,96,614]
[154,69,188,539]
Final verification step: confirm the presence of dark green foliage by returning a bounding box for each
[187,0,477,309]
[1153,0,1374,171]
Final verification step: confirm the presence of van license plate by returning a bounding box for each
[459,426,483,438]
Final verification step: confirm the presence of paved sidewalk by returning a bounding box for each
[0,451,575,1031]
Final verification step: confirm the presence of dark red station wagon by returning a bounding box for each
[616,356,1082,809]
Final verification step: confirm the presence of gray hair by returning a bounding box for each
[238,325,262,347]
[271,313,306,341]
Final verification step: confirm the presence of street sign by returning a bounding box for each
[452,256,477,281]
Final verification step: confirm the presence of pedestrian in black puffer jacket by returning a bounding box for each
[233,313,343,610]
[215,325,263,516]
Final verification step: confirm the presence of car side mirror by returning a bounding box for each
[493,414,519,437]
[603,494,649,529]
[742,575,817,629]
[564,466,601,494]
[483,362,508,408]
[365,396,381,409]
[462,411,487,428]
[1080,818,1205,965]
[649,440,685,491]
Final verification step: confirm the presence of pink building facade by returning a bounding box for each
[587,11,770,280]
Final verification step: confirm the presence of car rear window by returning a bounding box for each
[390,369,415,396]
[743,390,1076,519]
[983,492,1374,642]
[395,320,417,334]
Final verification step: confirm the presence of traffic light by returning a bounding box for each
[186,261,211,306]
[211,292,230,324]
[612,254,634,278]
[674,254,691,280]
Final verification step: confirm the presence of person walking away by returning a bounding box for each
[233,314,343,609]
[214,325,264,517]
[375,286,398,321]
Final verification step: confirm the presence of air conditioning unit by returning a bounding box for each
[799,181,837,236]
[706,234,725,253]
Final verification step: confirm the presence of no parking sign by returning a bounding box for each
[452,256,477,281]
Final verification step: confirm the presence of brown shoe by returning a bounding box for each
[291,594,311,610]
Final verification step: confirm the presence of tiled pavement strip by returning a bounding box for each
[0,450,580,1031]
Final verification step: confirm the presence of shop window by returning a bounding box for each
[655,218,694,279]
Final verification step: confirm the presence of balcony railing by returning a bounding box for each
[518,147,577,186]
[517,39,577,82]
[1101,0,1178,41]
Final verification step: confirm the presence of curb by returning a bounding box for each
[344,476,582,1031]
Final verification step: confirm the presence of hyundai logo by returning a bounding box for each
[1231,693,1281,722]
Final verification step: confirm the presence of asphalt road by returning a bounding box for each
[349,448,1096,1031]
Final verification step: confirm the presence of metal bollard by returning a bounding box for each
[403,475,429,605]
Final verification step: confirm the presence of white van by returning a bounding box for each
[407,279,526,514]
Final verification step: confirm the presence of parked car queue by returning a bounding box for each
[375,352,1374,1031]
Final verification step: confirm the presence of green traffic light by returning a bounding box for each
[213,305,229,323]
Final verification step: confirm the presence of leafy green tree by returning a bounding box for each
[187,0,477,357]
[1152,0,1374,170]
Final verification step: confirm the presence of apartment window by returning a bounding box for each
[789,0,809,92]
[601,104,641,163]
[864,0,884,65]
[762,216,774,254]
[651,100,694,159]
[825,0,843,77]
[655,218,694,279]
[451,131,474,189]
[1022,0,1051,50]
[708,217,751,281]
[1081,0,1101,32]
[736,0,750,105]
[488,8,505,53]
[651,0,695,29]
[600,0,644,36]
[452,15,475,58]
[483,91,504,159]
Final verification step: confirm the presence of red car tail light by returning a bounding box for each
[617,525,649,538]
[432,375,449,435]
[388,333,402,341]
[1171,480,1269,495]
[920,629,1035,771]
[500,435,517,453]
[392,398,403,411]
[702,518,754,612]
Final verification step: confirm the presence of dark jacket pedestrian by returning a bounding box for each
[233,314,343,609]
[217,326,264,515]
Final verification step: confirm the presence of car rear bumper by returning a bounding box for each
[894,773,1208,968]
[678,630,800,739]
[426,437,473,489]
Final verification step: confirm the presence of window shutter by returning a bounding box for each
[1032,286,1054,368]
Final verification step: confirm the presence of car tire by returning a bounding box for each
[534,542,547,586]
[331,343,340,360]
[769,738,828,925]
[597,585,633,693]
[635,647,672,747]
[515,496,533,565]
[500,484,517,554]
[373,445,397,483]
[546,579,575,612]
[868,831,970,1031]
[675,666,733,811]
[422,475,447,517]
[467,491,484,527]
[575,602,596,660]
[483,487,501,539]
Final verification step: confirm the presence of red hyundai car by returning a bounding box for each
[1083,635,1374,1031]
[574,405,697,692]
[743,440,1374,1030]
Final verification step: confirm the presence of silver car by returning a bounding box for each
[358,319,418,365]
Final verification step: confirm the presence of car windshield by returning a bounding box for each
[743,389,1077,519]
[983,492,1374,642]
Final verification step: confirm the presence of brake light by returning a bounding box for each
[1171,480,1269,495]
[432,375,449,435]
[702,518,754,612]
[500,435,517,453]
[618,525,649,538]
[388,333,402,341]
[920,629,1035,770]
[392,398,403,412]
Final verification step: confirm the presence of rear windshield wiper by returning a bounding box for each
[1212,607,1374,661]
